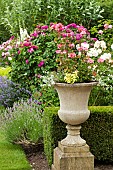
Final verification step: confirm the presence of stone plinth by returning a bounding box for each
[52,142,94,170]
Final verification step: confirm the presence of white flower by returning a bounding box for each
[100,53,111,61]
[111,44,113,50]
[94,41,100,48]
[94,40,106,49]
[100,41,107,49]
[81,42,89,50]
[8,57,12,61]
[87,48,98,57]
[97,49,102,54]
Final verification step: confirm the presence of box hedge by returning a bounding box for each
[43,106,113,166]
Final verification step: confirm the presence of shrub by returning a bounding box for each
[89,85,113,106]
[2,99,43,144]
[43,106,113,166]
[0,76,31,108]
[0,0,11,44]
[0,0,104,37]
[97,0,113,20]
[8,24,57,91]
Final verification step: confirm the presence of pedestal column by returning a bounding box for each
[51,125,94,170]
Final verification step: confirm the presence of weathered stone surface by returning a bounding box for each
[52,143,94,170]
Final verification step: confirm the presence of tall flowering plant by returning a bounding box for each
[49,23,113,84]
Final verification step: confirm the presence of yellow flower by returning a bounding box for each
[64,71,78,84]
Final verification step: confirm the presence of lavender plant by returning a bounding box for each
[0,76,31,108]
[3,99,43,144]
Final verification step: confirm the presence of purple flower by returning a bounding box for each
[38,61,45,67]
[76,34,82,40]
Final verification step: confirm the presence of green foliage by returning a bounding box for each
[0,67,11,76]
[43,107,66,166]
[43,106,113,166]
[2,99,43,144]
[90,19,113,48]
[89,86,113,106]
[96,0,113,20]
[0,0,104,38]
[0,0,11,43]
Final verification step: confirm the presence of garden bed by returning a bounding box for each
[22,142,113,170]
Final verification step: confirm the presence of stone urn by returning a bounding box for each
[54,82,97,146]
[52,82,97,170]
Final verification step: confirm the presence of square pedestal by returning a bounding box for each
[52,142,94,170]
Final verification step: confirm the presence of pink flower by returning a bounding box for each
[37,74,41,78]
[68,43,75,48]
[104,24,109,30]
[28,47,34,53]
[9,36,15,40]
[18,50,20,54]
[30,31,38,37]
[87,58,94,64]
[92,38,98,41]
[31,45,38,49]
[66,23,77,29]
[23,41,32,47]
[26,59,29,64]
[61,33,67,37]
[56,50,62,54]
[97,58,104,63]
[76,34,82,40]
[68,53,76,58]
[104,24,112,29]
[41,25,48,30]
[77,26,87,34]
[98,30,103,34]
[2,52,5,56]
[36,25,41,29]
[38,60,45,67]
[57,44,62,49]
[62,50,67,54]
[51,23,64,32]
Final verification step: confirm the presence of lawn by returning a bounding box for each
[0,130,31,170]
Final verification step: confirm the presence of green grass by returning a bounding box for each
[0,130,31,170]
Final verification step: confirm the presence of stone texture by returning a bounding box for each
[52,143,94,170]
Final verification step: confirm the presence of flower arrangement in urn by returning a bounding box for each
[48,23,113,84]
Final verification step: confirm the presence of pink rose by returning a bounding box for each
[97,58,104,63]
[26,59,29,64]
[87,58,94,64]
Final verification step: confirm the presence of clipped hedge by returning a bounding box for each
[43,106,113,166]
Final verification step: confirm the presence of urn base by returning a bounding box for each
[52,142,94,170]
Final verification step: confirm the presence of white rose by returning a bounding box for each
[100,41,107,49]
[8,57,12,61]
[87,48,98,57]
